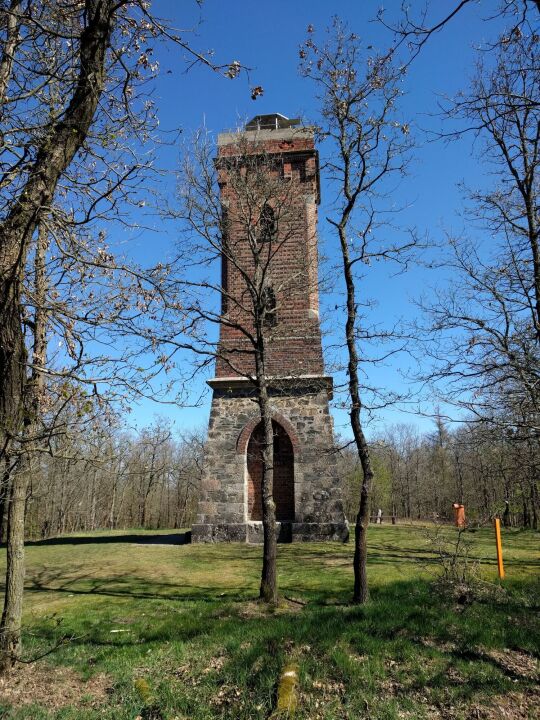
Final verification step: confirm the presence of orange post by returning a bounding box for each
[453,503,465,527]
[494,517,505,579]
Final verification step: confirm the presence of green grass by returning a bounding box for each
[0,525,538,719]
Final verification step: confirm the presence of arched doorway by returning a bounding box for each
[247,420,294,522]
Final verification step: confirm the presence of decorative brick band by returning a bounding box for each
[236,412,301,458]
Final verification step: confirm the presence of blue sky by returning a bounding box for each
[114,1,505,438]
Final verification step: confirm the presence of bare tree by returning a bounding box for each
[0,0,252,673]
[169,130,316,603]
[23,417,204,538]
[379,0,540,527]
[417,18,540,445]
[300,20,413,602]
[0,1,151,672]
[379,0,540,60]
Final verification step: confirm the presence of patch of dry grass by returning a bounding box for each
[0,663,112,711]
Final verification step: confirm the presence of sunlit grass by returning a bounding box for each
[1,524,538,719]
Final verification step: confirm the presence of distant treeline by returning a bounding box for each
[340,417,539,530]
[1,409,536,542]
[0,420,202,542]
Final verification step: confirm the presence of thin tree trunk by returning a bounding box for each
[405,463,411,520]
[502,472,511,528]
[337,224,374,604]
[455,450,464,504]
[530,480,538,531]
[174,476,182,528]
[520,481,530,528]
[256,342,278,605]
[0,1,22,109]
[157,478,165,529]
[90,469,97,532]
[110,476,117,530]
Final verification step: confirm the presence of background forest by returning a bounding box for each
[10,410,537,542]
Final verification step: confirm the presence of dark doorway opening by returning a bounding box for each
[247,420,294,522]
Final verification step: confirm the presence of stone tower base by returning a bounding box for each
[192,521,348,543]
[192,376,349,544]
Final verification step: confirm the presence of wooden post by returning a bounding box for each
[494,517,505,579]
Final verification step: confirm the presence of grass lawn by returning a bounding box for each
[0,524,538,719]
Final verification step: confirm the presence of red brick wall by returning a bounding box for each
[215,131,325,378]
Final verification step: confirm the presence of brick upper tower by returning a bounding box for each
[215,114,324,379]
[192,115,348,544]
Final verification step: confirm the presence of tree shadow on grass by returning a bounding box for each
[23,575,540,720]
[18,532,192,547]
[7,532,539,718]
[21,565,253,604]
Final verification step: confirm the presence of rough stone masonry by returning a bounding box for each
[192,114,349,543]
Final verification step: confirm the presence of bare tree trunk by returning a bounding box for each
[256,337,278,605]
[110,475,117,530]
[174,475,182,528]
[502,469,512,528]
[454,449,464,505]
[258,383,277,604]
[0,1,22,109]
[0,269,26,467]
[140,489,146,527]
[140,472,154,528]
[519,480,530,528]
[0,461,10,543]
[531,480,539,531]
[337,225,374,604]
[157,478,165,528]
[0,1,114,471]
[405,468,411,518]
[90,469,97,532]
[0,467,25,673]
[0,219,48,672]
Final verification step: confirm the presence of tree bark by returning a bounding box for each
[0,466,25,673]
[0,220,49,673]
[256,341,278,605]
[337,226,374,604]
[530,479,538,531]
[0,0,22,108]
[0,462,10,543]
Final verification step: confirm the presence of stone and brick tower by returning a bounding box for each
[192,114,348,543]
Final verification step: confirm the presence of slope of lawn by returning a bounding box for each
[0,524,538,719]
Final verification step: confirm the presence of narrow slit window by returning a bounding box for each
[259,204,275,244]
[292,161,306,182]
[263,286,277,327]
